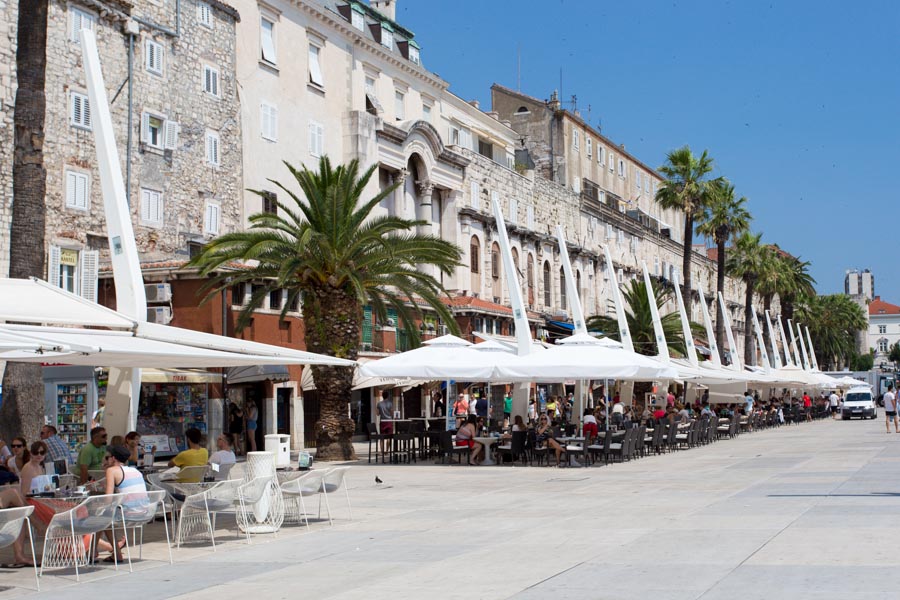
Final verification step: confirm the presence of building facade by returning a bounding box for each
[846,269,875,300]
[869,296,900,367]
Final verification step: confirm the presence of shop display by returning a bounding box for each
[56,382,89,457]
[137,382,208,455]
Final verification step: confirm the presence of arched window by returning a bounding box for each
[470,236,480,274]
[560,267,567,310]
[543,262,552,307]
[491,243,501,280]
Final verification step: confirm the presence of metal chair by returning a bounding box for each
[496,430,527,466]
[320,467,352,525]
[234,475,283,542]
[0,506,39,590]
[175,479,242,551]
[280,470,327,529]
[118,489,172,564]
[175,465,208,483]
[40,493,130,582]
[437,431,469,464]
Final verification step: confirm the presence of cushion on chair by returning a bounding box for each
[609,443,622,450]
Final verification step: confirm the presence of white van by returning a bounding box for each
[841,386,877,420]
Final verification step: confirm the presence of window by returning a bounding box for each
[202,65,219,96]
[140,188,163,226]
[69,7,94,43]
[422,102,432,122]
[478,139,493,159]
[508,198,518,225]
[141,113,178,150]
[526,205,534,229]
[470,181,479,209]
[617,229,624,245]
[394,89,405,120]
[262,191,277,214]
[573,178,581,193]
[598,146,605,165]
[618,158,625,178]
[459,127,472,149]
[365,75,376,95]
[70,92,91,130]
[409,46,420,65]
[636,171,642,191]
[205,130,220,166]
[543,262,552,307]
[878,325,887,334]
[573,130,580,152]
[204,202,220,236]
[260,17,276,65]
[351,7,365,30]
[269,289,283,311]
[586,138,592,158]
[609,153,615,172]
[605,223,613,240]
[65,169,89,211]
[308,43,323,87]
[560,268,567,310]
[260,102,278,141]
[145,39,163,75]
[879,339,889,352]
[491,247,500,280]
[382,27,394,50]
[48,246,98,301]
[197,2,213,27]
[308,120,324,157]
[470,237,480,273]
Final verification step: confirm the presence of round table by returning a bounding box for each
[474,437,499,466]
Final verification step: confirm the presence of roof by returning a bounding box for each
[869,297,900,316]
[442,295,541,320]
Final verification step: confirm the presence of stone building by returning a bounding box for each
[0,0,18,278]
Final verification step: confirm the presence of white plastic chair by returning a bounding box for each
[118,489,172,564]
[320,467,353,525]
[175,479,241,551]
[278,471,326,529]
[0,506,39,590]
[234,476,282,542]
[210,462,235,481]
[40,493,130,582]
[146,472,180,540]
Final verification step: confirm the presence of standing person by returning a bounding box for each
[475,393,488,419]
[829,390,840,420]
[802,392,812,422]
[432,392,445,418]
[546,396,558,420]
[882,385,898,433]
[245,400,259,452]
[91,398,105,429]
[77,427,107,484]
[453,393,468,428]
[40,425,70,465]
[228,402,244,455]
[503,392,513,427]
[377,390,394,455]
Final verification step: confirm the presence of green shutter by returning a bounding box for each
[362,306,373,346]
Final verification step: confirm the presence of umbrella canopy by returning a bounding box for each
[494,334,678,382]
[358,337,528,382]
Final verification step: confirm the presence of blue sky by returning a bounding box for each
[397,0,899,301]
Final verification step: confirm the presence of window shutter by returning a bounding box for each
[164,120,179,149]
[526,205,534,229]
[141,112,151,143]
[308,45,324,86]
[470,181,479,209]
[80,250,99,302]
[261,19,276,64]
[308,121,316,155]
[75,172,87,209]
[72,94,82,125]
[140,189,151,222]
[509,198,518,225]
[48,245,61,287]
[316,123,323,156]
[66,171,78,207]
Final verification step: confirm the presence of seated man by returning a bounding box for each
[167,428,209,469]
[77,427,108,484]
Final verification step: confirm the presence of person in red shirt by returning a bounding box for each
[802,393,812,421]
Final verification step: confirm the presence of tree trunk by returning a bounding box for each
[743,278,756,366]
[0,0,49,444]
[302,285,360,461]
[681,210,694,311]
[714,231,726,363]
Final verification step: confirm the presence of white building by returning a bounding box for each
[870,297,900,366]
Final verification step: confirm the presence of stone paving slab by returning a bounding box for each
[3,418,900,599]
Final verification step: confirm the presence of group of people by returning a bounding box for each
[227,399,259,454]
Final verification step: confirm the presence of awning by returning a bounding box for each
[226,364,290,385]
[0,278,136,328]
[547,320,574,332]
[301,357,422,391]
[142,368,220,384]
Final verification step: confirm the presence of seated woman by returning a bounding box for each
[98,445,149,562]
[0,441,48,567]
[455,415,484,465]
[4,437,29,477]
[581,408,598,442]
[500,415,527,442]
[534,415,564,466]
[208,433,237,479]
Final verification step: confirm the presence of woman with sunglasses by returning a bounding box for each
[4,437,30,476]
[18,441,48,498]
[535,415,564,467]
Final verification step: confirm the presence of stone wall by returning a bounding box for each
[41,0,242,273]
[0,0,18,277]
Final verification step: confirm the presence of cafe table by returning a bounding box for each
[474,437,499,466]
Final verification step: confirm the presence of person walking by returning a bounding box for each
[883,385,898,433]
[829,390,840,420]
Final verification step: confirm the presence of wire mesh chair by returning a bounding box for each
[174,465,208,483]
[175,479,241,551]
[279,471,326,529]
[40,493,130,582]
[320,467,352,525]
[0,506,39,590]
[234,475,282,541]
[146,472,180,540]
[118,489,172,564]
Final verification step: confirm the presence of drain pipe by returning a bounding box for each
[125,31,134,204]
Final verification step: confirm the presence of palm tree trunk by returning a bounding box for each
[681,210,694,310]
[302,285,360,461]
[714,233,726,362]
[743,278,756,366]
[0,0,49,444]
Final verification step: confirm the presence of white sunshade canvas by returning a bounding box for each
[0,278,137,328]
[494,334,679,382]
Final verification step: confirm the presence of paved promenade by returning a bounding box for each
[4,417,899,599]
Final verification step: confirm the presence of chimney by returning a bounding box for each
[469,99,480,110]
[370,0,396,20]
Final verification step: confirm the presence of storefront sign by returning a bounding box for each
[59,248,79,266]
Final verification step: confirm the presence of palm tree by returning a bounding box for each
[796,294,866,370]
[777,253,816,329]
[696,180,751,361]
[655,146,720,309]
[586,279,692,358]
[190,157,462,460]
[0,0,50,443]
[754,246,783,355]
[726,232,765,366]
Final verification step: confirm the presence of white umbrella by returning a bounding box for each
[495,333,678,382]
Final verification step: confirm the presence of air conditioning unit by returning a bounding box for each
[144,283,172,303]
[146,306,172,324]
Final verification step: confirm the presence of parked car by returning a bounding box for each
[841,386,877,420]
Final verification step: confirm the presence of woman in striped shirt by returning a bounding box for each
[99,445,149,562]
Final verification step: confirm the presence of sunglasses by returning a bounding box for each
[10,444,23,448]
[35,450,46,455]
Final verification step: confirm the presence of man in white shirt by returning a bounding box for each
[829,391,840,420]
[883,386,898,433]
